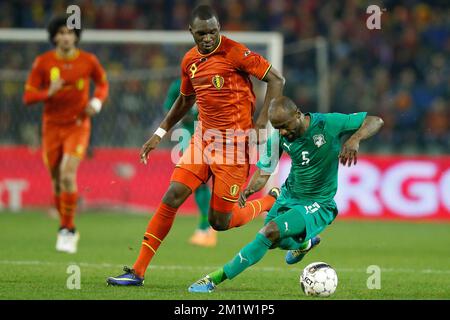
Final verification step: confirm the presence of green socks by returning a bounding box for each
[206,233,273,286]
[208,268,228,285]
[206,234,310,287]
[223,233,273,280]
[194,184,211,231]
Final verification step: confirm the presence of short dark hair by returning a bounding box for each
[189,5,219,26]
[47,15,82,46]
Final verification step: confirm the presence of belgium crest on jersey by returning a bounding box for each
[230,184,239,196]
[313,134,326,148]
[212,75,224,89]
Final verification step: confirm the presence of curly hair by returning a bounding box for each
[47,15,82,46]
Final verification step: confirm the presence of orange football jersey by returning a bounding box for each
[180,35,271,132]
[23,49,108,124]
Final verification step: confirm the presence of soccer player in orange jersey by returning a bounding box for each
[107,5,284,286]
[23,16,109,254]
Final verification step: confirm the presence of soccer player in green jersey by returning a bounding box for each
[163,79,216,247]
[188,96,384,292]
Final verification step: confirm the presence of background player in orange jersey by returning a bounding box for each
[107,5,284,286]
[23,16,109,254]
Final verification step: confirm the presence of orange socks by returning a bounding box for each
[133,203,178,277]
[60,192,77,230]
[54,194,62,219]
[228,194,276,228]
[132,195,274,277]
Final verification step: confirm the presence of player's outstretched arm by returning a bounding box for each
[238,168,272,208]
[339,115,384,167]
[255,67,285,130]
[140,94,196,164]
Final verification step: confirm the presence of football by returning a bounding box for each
[300,262,338,297]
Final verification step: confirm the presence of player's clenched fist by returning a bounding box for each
[48,79,65,97]
[140,135,161,165]
[238,188,255,208]
[339,137,360,167]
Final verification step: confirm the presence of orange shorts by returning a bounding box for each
[170,136,250,212]
[42,119,91,170]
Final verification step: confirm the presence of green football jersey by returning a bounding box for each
[257,112,367,203]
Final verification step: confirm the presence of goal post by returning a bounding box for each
[283,36,329,113]
[0,29,284,72]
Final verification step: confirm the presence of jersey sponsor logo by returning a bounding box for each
[244,50,251,57]
[50,67,60,81]
[230,184,239,196]
[283,142,291,151]
[212,75,224,90]
[189,63,198,78]
[76,78,84,90]
[313,134,326,148]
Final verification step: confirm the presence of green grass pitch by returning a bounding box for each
[0,210,449,300]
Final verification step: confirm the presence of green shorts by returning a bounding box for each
[264,189,338,242]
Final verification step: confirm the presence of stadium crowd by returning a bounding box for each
[0,0,448,153]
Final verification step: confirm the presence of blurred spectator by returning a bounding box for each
[423,98,449,151]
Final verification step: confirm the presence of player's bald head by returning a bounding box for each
[268,96,307,141]
[268,96,302,126]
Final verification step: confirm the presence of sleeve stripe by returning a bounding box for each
[222,196,238,203]
[25,84,39,92]
[180,90,195,97]
[260,64,272,80]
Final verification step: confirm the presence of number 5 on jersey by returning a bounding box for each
[301,151,310,165]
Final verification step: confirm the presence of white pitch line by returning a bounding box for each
[1,260,450,274]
